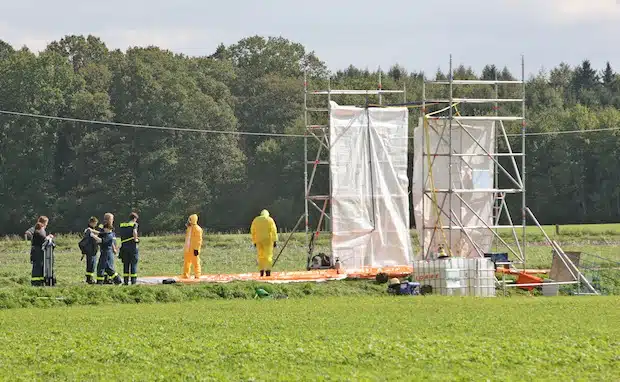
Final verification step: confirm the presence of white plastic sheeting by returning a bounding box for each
[329,101,412,269]
[411,118,495,259]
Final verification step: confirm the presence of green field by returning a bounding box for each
[0,234,616,280]
[0,296,618,381]
[1,223,619,284]
[0,225,618,380]
[0,225,620,300]
[497,222,620,238]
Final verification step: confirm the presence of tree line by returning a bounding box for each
[1,35,619,235]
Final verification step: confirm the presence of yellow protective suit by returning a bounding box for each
[182,214,203,278]
[250,210,278,272]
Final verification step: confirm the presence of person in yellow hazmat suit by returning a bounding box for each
[181,214,203,279]
[250,209,278,277]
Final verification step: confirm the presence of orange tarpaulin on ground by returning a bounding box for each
[137,266,414,285]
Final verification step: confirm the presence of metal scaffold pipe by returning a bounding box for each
[521,55,527,267]
[448,54,453,256]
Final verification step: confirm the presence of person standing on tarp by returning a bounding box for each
[30,216,53,286]
[250,209,278,277]
[83,216,102,284]
[181,214,203,279]
[119,212,140,285]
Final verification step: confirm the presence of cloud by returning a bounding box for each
[508,0,620,24]
[0,22,226,56]
[551,0,620,23]
[0,22,52,52]
[100,28,213,52]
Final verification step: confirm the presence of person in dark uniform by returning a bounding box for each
[96,212,114,284]
[119,212,140,285]
[30,216,53,286]
[83,216,102,284]
[96,222,122,285]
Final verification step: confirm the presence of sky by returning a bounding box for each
[1,0,620,78]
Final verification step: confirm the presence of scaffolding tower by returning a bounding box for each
[303,72,406,265]
[420,55,527,264]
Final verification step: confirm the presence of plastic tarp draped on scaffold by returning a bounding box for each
[411,117,495,259]
[329,101,413,269]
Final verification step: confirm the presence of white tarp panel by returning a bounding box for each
[411,118,495,259]
[329,101,412,269]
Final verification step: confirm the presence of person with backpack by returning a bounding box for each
[79,216,102,284]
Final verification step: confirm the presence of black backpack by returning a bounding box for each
[78,231,90,255]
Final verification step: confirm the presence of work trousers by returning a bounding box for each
[30,247,44,286]
[182,252,201,278]
[31,260,44,286]
[256,242,274,272]
[120,247,139,285]
[96,250,121,284]
[85,253,97,283]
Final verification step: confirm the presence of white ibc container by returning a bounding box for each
[443,257,468,296]
[412,257,496,297]
[465,258,496,297]
[412,258,468,296]
[411,260,440,292]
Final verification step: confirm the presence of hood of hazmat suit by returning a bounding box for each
[188,214,199,225]
[251,210,278,245]
[184,214,203,254]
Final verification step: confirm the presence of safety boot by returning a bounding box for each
[131,276,137,285]
[266,270,271,277]
[123,276,130,285]
[86,275,95,284]
[260,270,264,277]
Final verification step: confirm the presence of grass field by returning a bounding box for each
[0,225,618,380]
[496,222,620,240]
[1,223,619,283]
[0,296,618,381]
[0,223,618,305]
